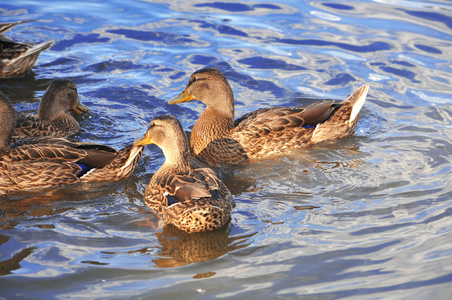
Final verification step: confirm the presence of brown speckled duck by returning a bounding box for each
[169,67,369,167]
[132,115,234,233]
[0,92,143,196]
[0,20,54,78]
[14,79,89,139]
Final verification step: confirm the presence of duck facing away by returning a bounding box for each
[169,67,369,167]
[132,115,234,233]
[0,93,143,196]
[14,79,89,139]
[0,20,54,78]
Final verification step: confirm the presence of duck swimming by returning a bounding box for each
[14,79,89,139]
[0,92,143,196]
[169,67,369,167]
[0,20,54,78]
[131,115,234,233]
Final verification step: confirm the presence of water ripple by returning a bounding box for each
[2,0,452,298]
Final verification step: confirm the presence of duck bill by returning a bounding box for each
[72,99,89,114]
[133,132,153,146]
[168,88,194,105]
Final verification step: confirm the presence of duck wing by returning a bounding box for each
[7,137,118,167]
[0,142,119,195]
[232,100,336,156]
[80,144,143,182]
[0,37,53,78]
[234,100,335,131]
[0,20,34,35]
[0,160,81,195]
[145,168,233,210]
[14,113,79,139]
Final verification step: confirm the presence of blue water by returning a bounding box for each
[1,0,452,299]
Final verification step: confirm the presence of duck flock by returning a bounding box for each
[0,20,369,233]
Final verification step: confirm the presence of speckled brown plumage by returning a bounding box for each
[81,144,143,182]
[14,79,89,140]
[133,115,234,233]
[0,20,34,35]
[169,67,369,167]
[0,93,143,196]
[0,20,53,78]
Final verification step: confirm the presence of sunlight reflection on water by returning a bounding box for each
[1,0,452,298]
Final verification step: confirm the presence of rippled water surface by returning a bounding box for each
[1,0,452,299]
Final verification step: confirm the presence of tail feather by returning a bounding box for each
[310,85,369,143]
[121,145,144,171]
[6,41,54,76]
[0,20,35,35]
[10,40,54,64]
[345,85,369,123]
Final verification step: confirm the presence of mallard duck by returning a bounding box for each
[169,67,369,167]
[14,79,89,139]
[0,92,143,196]
[0,20,54,78]
[132,115,234,233]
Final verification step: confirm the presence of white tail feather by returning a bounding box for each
[121,145,143,170]
[9,41,54,65]
[349,85,369,123]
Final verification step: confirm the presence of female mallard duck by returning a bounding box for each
[132,115,234,233]
[0,20,54,78]
[14,79,89,139]
[0,92,143,196]
[169,67,369,167]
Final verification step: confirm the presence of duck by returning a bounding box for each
[131,115,234,233]
[14,79,89,139]
[0,20,54,78]
[0,92,143,196]
[168,67,369,167]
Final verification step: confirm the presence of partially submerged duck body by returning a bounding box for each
[14,79,89,139]
[132,115,234,233]
[0,93,143,196]
[169,67,369,167]
[0,20,53,78]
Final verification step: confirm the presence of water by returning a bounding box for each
[1,0,452,298]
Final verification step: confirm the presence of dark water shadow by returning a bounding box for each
[0,72,52,105]
[401,8,452,30]
[194,2,284,13]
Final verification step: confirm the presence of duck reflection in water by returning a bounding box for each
[0,234,36,276]
[119,224,255,268]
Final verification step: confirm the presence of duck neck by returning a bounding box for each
[37,93,63,121]
[151,150,189,186]
[0,121,12,155]
[190,107,234,157]
[162,144,191,173]
[194,105,234,137]
[0,138,10,155]
[0,99,15,155]
[37,99,51,121]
